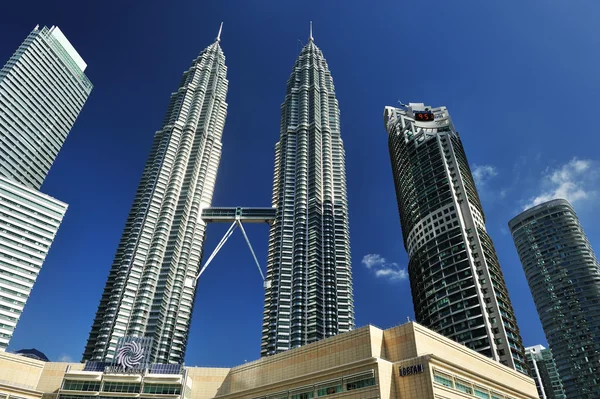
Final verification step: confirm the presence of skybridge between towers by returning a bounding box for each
[196,207,276,289]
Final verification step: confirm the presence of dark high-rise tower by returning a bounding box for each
[83,27,228,365]
[261,25,353,356]
[510,199,600,399]
[384,103,528,374]
[525,345,566,399]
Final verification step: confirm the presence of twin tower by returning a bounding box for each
[82,24,353,364]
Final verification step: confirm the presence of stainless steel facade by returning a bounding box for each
[384,103,528,374]
[0,25,92,190]
[509,199,600,399]
[83,33,228,364]
[261,31,353,356]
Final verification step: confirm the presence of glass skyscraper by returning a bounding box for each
[0,25,89,350]
[509,199,600,399]
[525,345,566,399]
[83,30,228,365]
[0,176,67,350]
[384,103,528,374]
[261,27,353,356]
[0,25,92,190]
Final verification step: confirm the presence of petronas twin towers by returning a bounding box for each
[262,31,353,356]
[83,25,353,364]
[84,28,229,364]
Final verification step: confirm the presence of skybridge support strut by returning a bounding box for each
[195,208,273,289]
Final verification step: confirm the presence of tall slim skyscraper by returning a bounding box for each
[384,103,528,373]
[525,345,566,399]
[0,25,89,350]
[509,199,600,399]
[0,25,92,190]
[261,26,353,356]
[0,176,67,350]
[83,29,228,365]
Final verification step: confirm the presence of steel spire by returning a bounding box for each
[309,21,313,41]
[217,22,223,42]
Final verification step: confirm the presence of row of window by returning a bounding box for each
[60,396,145,399]
[252,376,375,399]
[62,380,181,395]
[433,369,516,399]
[0,207,57,237]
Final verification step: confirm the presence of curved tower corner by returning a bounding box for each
[510,199,600,398]
[384,103,529,374]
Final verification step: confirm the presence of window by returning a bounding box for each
[433,371,453,388]
[61,396,136,399]
[102,382,141,393]
[317,385,342,396]
[143,384,181,395]
[266,393,288,399]
[455,380,473,394]
[291,392,313,399]
[346,377,375,391]
[474,387,490,399]
[63,380,101,391]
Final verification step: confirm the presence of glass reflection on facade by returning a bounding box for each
[525,345,566,399]
[509,199,600,399]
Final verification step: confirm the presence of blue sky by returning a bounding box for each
[2,0,600,366]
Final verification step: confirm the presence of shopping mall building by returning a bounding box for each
[0,322,537,399]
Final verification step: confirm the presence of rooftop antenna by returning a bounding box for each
[406,316,411,323]
[309,21,313,41]
[398,101,409,107]
[216,22,223,42]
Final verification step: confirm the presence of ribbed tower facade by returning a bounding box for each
[83,31,228,364]
[0,176,67,350]
[0,25,88,350]
[509,199,600,399]
[384,103,528,374]
[0,25,92,190]
[261,29,353,356]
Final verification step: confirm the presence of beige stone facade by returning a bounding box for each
[0,352,79,399]
[0,323,538,399]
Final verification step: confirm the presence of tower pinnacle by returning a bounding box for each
[217,22,223,42]
[309,21,313,41]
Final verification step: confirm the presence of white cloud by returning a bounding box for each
[57,354,73,362]
[374,267,408,281]
[361,254,385,269]
[361,254,408,282]
[523,158,597,210]
[472,165,498,187]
